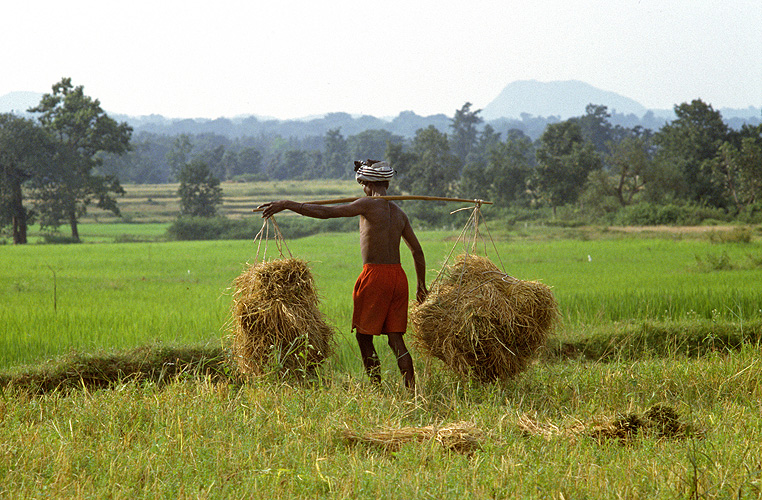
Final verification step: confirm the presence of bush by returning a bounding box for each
[41,233,81,244]
[166,216,238,241]
[166,215,358,241]
[613,203,731,226]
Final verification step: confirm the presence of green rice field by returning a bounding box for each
[2,186,762,498]
[3,228,761,369]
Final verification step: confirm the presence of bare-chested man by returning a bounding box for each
[258,160,427,389]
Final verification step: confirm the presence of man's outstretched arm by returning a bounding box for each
[259,199,368,219]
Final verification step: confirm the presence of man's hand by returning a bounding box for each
[416,283,428,304]
[258,200,288,219]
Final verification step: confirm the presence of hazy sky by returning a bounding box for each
[3,0,760,120]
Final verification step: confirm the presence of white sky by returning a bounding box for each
[3,0,761,120]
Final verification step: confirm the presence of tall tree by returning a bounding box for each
[573,104,614,154]
[0,114,53,243]
[534,120,601,214]
[654,99,729,205]
[177,159,223,217]
[166,134,194,181]
[607,134,653,206]
[484,129,535,207]
[347,129,403,166]
[323,128,349,178]
[29,78,132,240]
[400,126,460,196]
[449,102,483,164]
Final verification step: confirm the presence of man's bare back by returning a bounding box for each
[259,182,427,302]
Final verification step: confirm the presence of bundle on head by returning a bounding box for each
[229,258,335,376]
[411,254,558,382]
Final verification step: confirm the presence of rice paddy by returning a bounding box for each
[2,205,762,498]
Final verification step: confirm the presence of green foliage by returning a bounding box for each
[613,202,731,226]
[177,159,223,217]
[28,78,132,241]
[534,120,602,211]
[166,215,357,241]
[655,99,729,205]
[0,113,53,244]
[448,102,483,163]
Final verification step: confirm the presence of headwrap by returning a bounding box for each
[354,159,396,183]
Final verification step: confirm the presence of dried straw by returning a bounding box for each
[229,258,336,376]
[518,404,703,444]
[411,254,558,382]
[341,421,482,454]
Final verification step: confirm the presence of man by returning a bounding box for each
[258,159,427,389]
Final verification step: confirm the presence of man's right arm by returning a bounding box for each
[259,199,368,219]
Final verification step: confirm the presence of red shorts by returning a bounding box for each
[352,263,409,336]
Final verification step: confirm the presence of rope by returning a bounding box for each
[253,216,292,262]
[432,202,507,292]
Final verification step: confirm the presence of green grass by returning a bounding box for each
[3,231,762,368]
[2,223,762,498]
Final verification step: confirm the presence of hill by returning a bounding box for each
[481,80,648,120]
[0,91,44,115]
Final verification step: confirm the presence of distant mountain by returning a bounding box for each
[0,91,43,115]
[481,80,648,120]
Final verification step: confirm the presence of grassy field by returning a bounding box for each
[2,183,762,498]
[75,180,363,224]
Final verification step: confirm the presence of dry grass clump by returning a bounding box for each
[518,404,703,444]
[341,421,482,455]
[411,254,559,382]
[229,258,336,376]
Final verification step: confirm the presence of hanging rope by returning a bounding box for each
[253,216,292,262]
[430,202,509,293]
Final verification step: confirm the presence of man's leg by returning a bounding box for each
[356,332,381,384]
[387,333,415,390]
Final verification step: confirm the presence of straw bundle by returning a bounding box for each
[518,404,703,444]
[341,421,482,455]
[230,258,335,376]
[411,254,558,382]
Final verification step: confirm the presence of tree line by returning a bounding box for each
[2,78,762,243]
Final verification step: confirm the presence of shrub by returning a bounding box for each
[166,215,358,241]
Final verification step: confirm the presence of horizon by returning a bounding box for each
[2,79,760,123]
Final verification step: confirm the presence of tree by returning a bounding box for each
[348,129,403,166]
[177,159,223,217]
[0,114,53,243]
[28,78,132,240]
[607,135,653,206]
[323,128,349,178]
[394,126,460,225]
[399,126,460,196]
[573,104,614,154]
[458,125,501,200]
[654,99,729,205]
[534,120,601,214]
[711,136,762,211]
[166,134,194,181]
[483,129,535,207]
[449,102,483,164]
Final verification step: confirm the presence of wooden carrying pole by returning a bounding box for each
[252,195,492,212]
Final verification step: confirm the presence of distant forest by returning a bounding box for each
[100,102,761,186]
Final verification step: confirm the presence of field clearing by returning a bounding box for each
[78,180,363,223]
[2,220,762,497]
